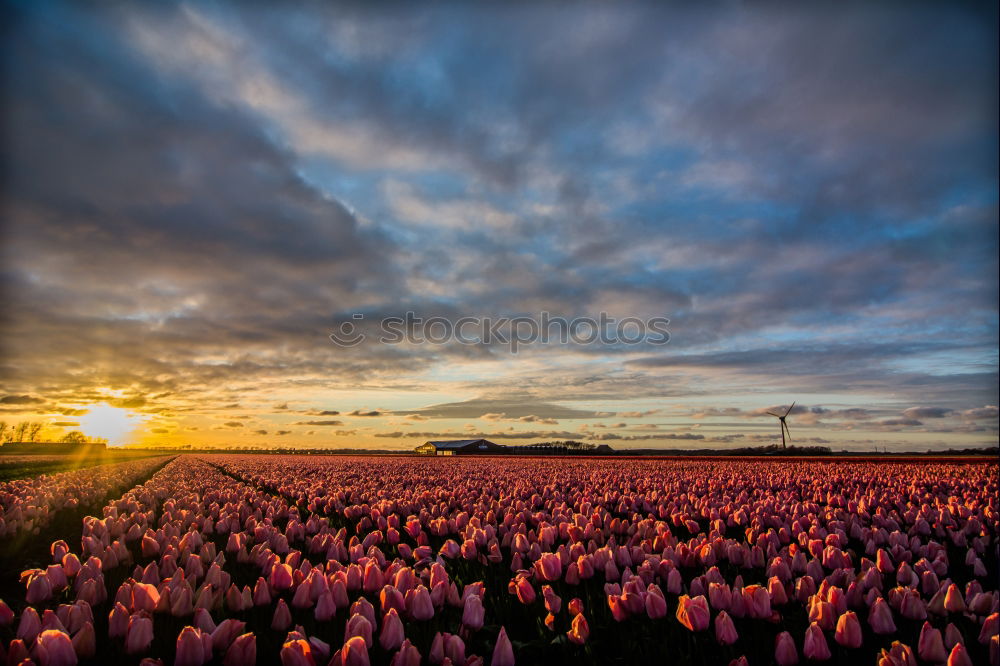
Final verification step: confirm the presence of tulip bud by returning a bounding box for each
[492,627,515,666]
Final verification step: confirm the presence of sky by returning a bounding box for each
[0,2,997,451]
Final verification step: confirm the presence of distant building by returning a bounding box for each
[415,439,507,456]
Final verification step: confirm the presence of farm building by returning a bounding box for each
[415,439,507,456]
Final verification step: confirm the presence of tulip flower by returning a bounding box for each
[803,622,831,661]
[944,584,967,613]
[389,640,420,666]
[272,599,293,631]
[126,615,154,654]
[567,613,590,645]
[35,629,78,666]
[918,622,948,663]
[869,597,897,634]
[743,584,771,619]
[492,627,515,666]
[176,626,211,666]
[405,585,435,621]
[568,598,584,616]
[538,552,562,581]
[380,609,406,651]
[0,599,14,625]
[73,621,97,659]
[513,576,536,605]
[463,594,485,630]
[676,595,710,632]
[280,638,315,666]
[835,611,863,649]
[980,612,999,645]
[646,585,668,619]
[106,602,129,640]
[26,571,54,604]
[224,633,256,666]
[344,613,373,648]
[775,631,799,666]
[17,605,42,643]
[715,611,738,646]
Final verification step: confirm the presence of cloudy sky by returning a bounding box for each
[1,3,996,450]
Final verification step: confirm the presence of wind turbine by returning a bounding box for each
[767,402,795,449]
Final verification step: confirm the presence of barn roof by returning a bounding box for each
[425,439,488,449]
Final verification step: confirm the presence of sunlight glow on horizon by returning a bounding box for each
[75,402,146,446]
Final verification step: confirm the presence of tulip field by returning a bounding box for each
[0,455,996,665]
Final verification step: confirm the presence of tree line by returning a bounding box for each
[0,421,107,444]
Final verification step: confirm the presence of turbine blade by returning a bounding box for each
[766,411,780,417]
[784,401,796,417]
[783,421,791,441]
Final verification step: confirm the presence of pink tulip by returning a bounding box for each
[126,614,154,654]
[537,553,562,581]
[980,612,999,645]
[175,626,211,666]
[879,641,917,666]
[72,621,96,659]
[7,639,30,665]
[26,571,54,604]
[899,590,926,620]
[405,585,435,621]
[918,622,948,663]
[35,628,78,666]
[0,598,14,625]
[947,643,973,666]
[676,595,710,632]
[645,585,667,619]
[803,623,831,661]
[108,602,129,639]
[568,613,590,645]
[775,631,799,665]
[835,611,863,649]
[280,638,315,666]
[715,611,738,645]
[171,586,194,617]
[17,605,42,643]
[271,563,294,591]
[944,584,967,613]
[380,609,406,651]
[463,594,485,630]
[390,639,421,666]
[337,635,370,666]
[224,633,257,666]
[344,613,373,648]
[492,626,515,666]
[132,582,160,613]
[869,597,897,635]
[743,584,771,619]
[193,607,216,634]
[212,619,246,653]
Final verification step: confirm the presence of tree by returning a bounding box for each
[13,422,29,442]
[60,431,89,444]
[0,422,6,444]
[28,422,43,442]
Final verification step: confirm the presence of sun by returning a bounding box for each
[76,402,144,446]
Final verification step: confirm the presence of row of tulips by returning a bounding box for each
[1,454,997,664]
[0,457,171,539]
[4,456,522,665]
